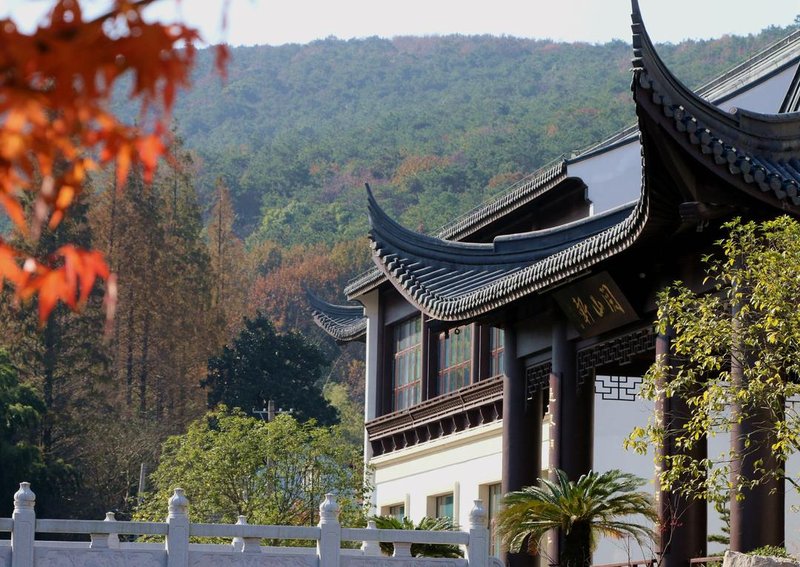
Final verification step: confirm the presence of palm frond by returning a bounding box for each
[496,469,656,562]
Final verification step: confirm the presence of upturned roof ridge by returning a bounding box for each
[306,288,367,342]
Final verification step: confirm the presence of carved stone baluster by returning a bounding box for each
[318,494,341,567]
[361,520,382,556]
[232,515,246,552]
[393,542,412,557]
[166,488,190,567]
[11,482,36,567]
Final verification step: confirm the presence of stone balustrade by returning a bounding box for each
[0,483,501,567]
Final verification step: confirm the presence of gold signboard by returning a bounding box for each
[553,272,638,337]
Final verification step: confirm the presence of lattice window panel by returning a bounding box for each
[576,326,655,386]
[595,375,643,401]
[525,361,551,399]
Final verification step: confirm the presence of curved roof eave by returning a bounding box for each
[366,158,649,322]
[306,289,367,343]
[630,0,800,208]
[349,2,800,309]
[344,159,568,299]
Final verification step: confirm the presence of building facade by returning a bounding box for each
[311,4,800,565]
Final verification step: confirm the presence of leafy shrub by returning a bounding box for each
[747,546,794,560]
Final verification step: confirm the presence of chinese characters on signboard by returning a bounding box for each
[553,273,638,337]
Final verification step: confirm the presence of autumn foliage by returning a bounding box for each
[0,0,224,323]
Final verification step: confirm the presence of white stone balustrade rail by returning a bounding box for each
[0,483,499,567]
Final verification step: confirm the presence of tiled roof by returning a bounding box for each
[367,181,646,321]
[631,0,800,208]
[361,2,800,322]
[348,20,800,301]
[344,160,568,299]
[306,289,366,343]
[571,25,800,162]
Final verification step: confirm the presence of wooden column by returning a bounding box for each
[548,318,593,565]
[502,325,543,567]
[655,330,706,567]
[729,306,784,551]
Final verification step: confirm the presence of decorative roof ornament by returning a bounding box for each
[306,288,367,343]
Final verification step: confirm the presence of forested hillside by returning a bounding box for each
[160,25,797,246]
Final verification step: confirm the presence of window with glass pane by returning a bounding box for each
[392,317,422,411]
[489,327,505,378]
[435,494,454,520]
[437,325,472,394]
[388,504,405,520]
[487,483,503,557]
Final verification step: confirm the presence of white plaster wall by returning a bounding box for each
[569,142,642,216]
[787,449,800,556]
[592,388,658,564]
[371,422,503,530]
[714,63,799,114]
[593,384,800,561]
[361,290,380,515]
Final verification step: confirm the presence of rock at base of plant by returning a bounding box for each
[723,551,799,567]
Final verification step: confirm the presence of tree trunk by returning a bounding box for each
[42,316,57,452]
[125,297,135,406]
[561,522,592,567]
[139,308,150,415]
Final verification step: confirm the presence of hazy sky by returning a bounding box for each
[2,0,798,46]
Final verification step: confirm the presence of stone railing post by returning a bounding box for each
[166,488,190,567]
[106,512,120,548]
[11,482,36,567]
[467,500,489,567]
[90,511,113,549]
[361,520,382,556]
[317,494,341,567]
[239,515,261,554]
[232,515,247,551]
[393,542,412,557]
[91,511,120,549]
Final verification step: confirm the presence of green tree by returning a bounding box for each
[496,469,656,567]
[136,408,368,527]
[627,216,800,501]
[0,349,75,517]
[202,313,337,424]
[323,382,363,447]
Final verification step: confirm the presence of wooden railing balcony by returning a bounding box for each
[366,377,503,457]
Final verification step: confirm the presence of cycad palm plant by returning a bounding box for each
[371,515,464,558]
[496,469,657,567]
